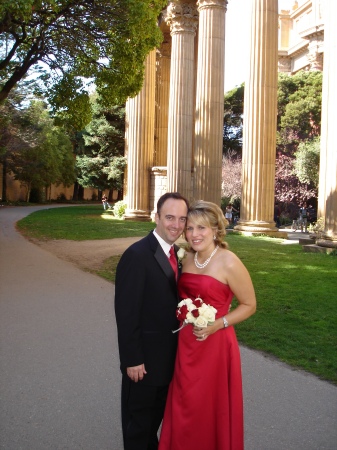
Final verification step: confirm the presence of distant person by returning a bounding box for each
[115,192,189,450]
[299,202,308,232]
[225,203,238,224]
[101,194,110,210]
[159,200,256,450]
[274,203,281,228]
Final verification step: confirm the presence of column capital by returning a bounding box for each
[165,1,199,35]
[197,0,228,12]
[308,51,323,71]
[278,55,292,73]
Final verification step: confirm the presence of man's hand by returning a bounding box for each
[127,364,147,382]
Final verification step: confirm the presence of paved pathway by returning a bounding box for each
[1,206,336,450]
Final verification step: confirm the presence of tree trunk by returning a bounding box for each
[1,160,7,202]
[72,181,80,201]
[117,189,123,201]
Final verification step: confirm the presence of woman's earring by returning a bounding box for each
[213,235,216,240]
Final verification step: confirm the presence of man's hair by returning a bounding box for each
[157,192,189,215]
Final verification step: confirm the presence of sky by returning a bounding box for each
[224,0,250,92]
[224,0,295,92]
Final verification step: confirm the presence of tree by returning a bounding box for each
[223,84,244,154]
[75,96,126,196]
[222,71,322,205]
[277,71,322,151]
[294,137,320,188]
[221,151,242,202]
[274,153,316,208]
[4,100,75,201]
[0,0,166,117]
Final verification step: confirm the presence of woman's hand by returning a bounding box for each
[193,318,224,341]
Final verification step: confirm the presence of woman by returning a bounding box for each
[159,200,256,450]
[225,203,238,224]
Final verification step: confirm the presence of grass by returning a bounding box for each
[17,205,155,240]
[227,234,337,384]
[17,206,337,384]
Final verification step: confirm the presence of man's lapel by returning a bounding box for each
[148,232,177,291]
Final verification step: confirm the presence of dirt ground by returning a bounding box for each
[31,236,142,272]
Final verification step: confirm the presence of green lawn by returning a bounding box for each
[17,205,155,240]
[17,206,337,384]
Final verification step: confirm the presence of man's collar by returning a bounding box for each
[153,229,172,256]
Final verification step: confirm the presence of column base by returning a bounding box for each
[303,235,337,254]
[316,236,337,249]
[123,210,152,222]
[234,220,286,237]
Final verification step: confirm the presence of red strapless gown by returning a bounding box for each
[159,273,243,450]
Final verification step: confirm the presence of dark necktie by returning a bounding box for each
[169,246,178,280]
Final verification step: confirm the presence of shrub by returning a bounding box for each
[113,200,127,218]
[56,193,67,202]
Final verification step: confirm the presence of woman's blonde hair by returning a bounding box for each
[186,200,229,249]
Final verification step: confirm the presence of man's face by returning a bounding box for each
[155,199,188,245]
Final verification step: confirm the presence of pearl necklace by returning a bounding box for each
[194,245,219,269]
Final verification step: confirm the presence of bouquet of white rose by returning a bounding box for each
[172,296,217,332]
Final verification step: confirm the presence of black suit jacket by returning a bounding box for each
[114,231,180,386]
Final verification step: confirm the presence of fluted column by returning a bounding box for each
[236,0,279,234]
[123,50,156,221]
[165,1,198,199]
[317,0,337,248]
[194,0,227,203]
[154,32,171,166]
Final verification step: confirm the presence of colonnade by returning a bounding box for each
[124,0,227,220]
[123,0,336,248]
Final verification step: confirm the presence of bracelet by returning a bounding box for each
[222,316,229,328]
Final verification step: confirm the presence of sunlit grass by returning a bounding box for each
[17,205,154,240]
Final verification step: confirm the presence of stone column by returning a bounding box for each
[123,50,156,221]
[307,28,324,72]
[150,167,167,220]
[165,1,198,199]
[154,32,171,167]
[278,8,292,74]
[317,0,337,249]
[235,0,279,234]
[193,0,227,203]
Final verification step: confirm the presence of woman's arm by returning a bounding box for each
[193,251,256,339]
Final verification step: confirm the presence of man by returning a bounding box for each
[115,192,189,450]
[102,194,111,210]
[299,201,308,233]
[274,202,281,228]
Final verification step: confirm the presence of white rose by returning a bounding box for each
[210,305,217,314]
[198,303,208,314]
[201,306,216,323]
[194,315,209,328]
[177,248,186,260]
[186,311,197,323]
[187,304,197,313]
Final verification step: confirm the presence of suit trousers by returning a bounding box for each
[121,375,169,450]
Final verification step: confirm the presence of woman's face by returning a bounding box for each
[185,217,215,253]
